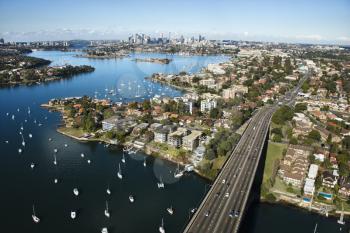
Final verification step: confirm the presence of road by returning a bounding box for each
[183,70,310,233]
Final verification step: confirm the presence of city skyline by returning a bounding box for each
[0,0,349,45]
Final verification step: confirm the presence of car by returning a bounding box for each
[229,210,235,218]
[205,211,210,217]
[226,182,230,187]
[225,192,230,198]
[222,179,226,184]
[234,210,240,217]
[215,192,220,197]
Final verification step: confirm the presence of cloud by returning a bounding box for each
[336,36,350,42]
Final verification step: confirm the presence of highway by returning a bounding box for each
[183,106,274,233]
[183,70,310,233]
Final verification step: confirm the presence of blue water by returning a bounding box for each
[0,51,227,233]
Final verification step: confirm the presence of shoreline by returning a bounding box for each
[55,125,213,181]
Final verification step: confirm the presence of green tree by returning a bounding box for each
[308,130,321,141]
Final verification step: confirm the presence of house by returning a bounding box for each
[322,171,338,188]
[200,99,217,112]
[102,116,120,131]
[182,130,202,151]
[338,182,350,198]
[307,164,319,179]
[154,128,169,143]
[278,145,312,187]
[303,178,315,196]
[167,127,188,148]
[222,85,248,99]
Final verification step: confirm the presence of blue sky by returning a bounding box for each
[0,0,349,44]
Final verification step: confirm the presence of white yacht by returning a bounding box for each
[32,205,40,223]
[30,163,35,169]
[121,152,126,164]
[64,143,68,147]
[29,133,33,138]
[18,148,22,154]
[71,211,76,219]
[167,206,174,215]
[54,148,58,153]
[53,154,57,165]
[80,153,85,158]
[87,159,91,164]
[117,163,123,179]
[174,164,183,178]
[73,188,79,196]
[104,201,110,218]
[129,195,134,203]
[54,178,58,184]
[106,186,111,195]
[157,176,165,189]
[159,218,165,233]
[101,227,108,233]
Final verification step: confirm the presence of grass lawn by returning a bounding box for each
[58,127,85,138]
[262,142,287,184]
[273,177,301,196]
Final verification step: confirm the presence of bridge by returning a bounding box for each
[183,71,310,233]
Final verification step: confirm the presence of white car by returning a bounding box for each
[222,179,226,184]
[225,192,230,198]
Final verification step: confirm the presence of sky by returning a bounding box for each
[0,0,349,45]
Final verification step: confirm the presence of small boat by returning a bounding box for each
[106,186,111,195]
[191,208,197,213]
[129,195,134,203]
[101,227,108,233]
[117,163,123,179]
[22,140,25,146]
[174,164,183,178]
[29,133,33,138]
[54,178,58,184]
[143,158,147,167]
[64,144,68,147]
[18,148,22,153]
[167,206,174,215]
[121,152,126,163]
[48,138,52,141]
[157,176,165,189]
[5,140,9,144]
[87,159,91,164]
[53,154,57,165]
[159,218,165,233]
[73,188,79,196]
[80,153,85,158]
[71,211,76,219]
[104,201,110,218]
[54,148,58,153]
[30,163,35,169]
[32,205,40,223]
[11,115,15,120]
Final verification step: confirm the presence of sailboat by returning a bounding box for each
[157,176,165,189]
[53,154,57,165]
[71,211,76,219]
[117,163,123,179]
[104,201,110,218]
[159,218,165,233]
[174,164,183,178]
[135,85,141,98]
[32,205,40,223]
[167,206,174,215]
[121,152,126,164]
[106,185,111,195]
[73,188,79,196]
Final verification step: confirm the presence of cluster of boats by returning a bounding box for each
[5,108,184,233]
